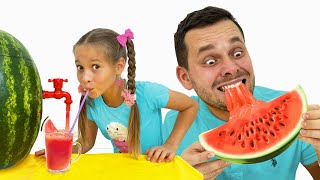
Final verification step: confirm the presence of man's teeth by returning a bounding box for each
[222,82,242,91]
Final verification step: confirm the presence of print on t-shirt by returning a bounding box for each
[106,122,129,153]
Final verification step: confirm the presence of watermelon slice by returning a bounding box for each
[43,118,58,133]
[199,83,307,164]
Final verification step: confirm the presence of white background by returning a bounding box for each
[1,0,319,179]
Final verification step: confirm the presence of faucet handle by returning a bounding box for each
[47,78,68,89]
[48,78,68,82]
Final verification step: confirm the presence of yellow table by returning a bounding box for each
[0,153,202,180]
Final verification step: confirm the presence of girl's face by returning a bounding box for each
[74,44,118,98]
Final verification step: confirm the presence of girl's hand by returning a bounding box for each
[145,144,177,163]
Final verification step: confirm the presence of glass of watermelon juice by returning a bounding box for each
[44,120,82,174]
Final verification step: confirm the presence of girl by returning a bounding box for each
[39,28,198,163]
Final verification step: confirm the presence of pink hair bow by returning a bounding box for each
[121,89,136,106]
[116,29,134,47]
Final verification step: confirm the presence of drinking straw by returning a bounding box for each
[68,90,89,137]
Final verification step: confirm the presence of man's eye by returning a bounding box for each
[93,64,100,70]
[205,59,216,65]
[234,51,242,57]
[76,65,83,70]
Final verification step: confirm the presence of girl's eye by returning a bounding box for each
[205,59,216,65]
[93,64,100,70]
[233,51,242,58]
[76,65,83,70]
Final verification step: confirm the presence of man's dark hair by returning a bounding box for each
[174,6,245,69]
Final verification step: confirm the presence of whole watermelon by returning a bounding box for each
[0,30,42,169]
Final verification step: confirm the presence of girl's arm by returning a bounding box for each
[163,90,198,150]
[146,90,198,162]
[73,118,98,154]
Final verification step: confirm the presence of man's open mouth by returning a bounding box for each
[218,79,246,92]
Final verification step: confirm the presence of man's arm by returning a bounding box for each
[304,161,320,179]
[298,104,320,179]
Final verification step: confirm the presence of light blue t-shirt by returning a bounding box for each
[87,81,169,154]
[162,86,317,180]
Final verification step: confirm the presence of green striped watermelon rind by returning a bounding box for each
[199,85,308,164]
[0,30,43,169]
[211,130,298,164]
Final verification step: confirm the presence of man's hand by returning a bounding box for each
[181,142,230,180]
[298,104,320,179]
[299,104,320,149]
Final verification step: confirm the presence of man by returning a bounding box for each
[162,6,320,179]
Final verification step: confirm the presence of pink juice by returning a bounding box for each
[45,130,73,171]
[66,111,70,131]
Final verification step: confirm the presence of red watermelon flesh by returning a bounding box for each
[44,119,58,133]
[199,83,307,164]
